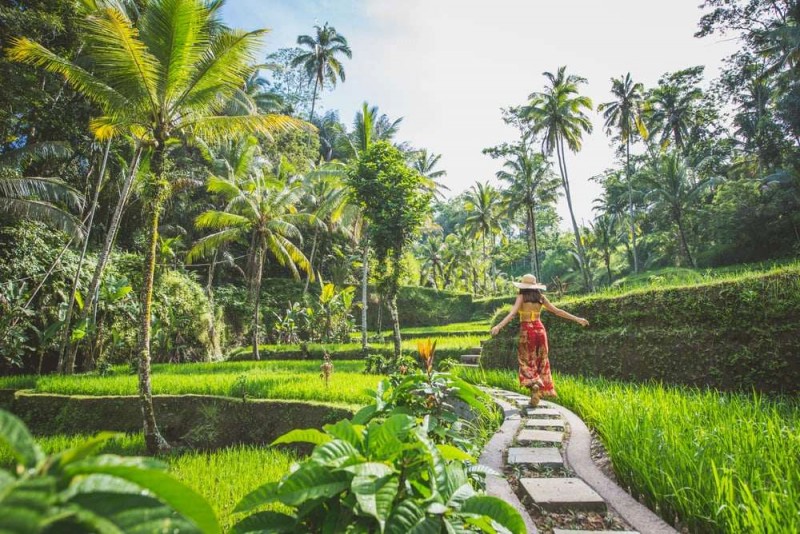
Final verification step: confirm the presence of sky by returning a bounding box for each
[220,0,741,228]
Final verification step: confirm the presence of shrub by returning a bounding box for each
[481,267,800,393]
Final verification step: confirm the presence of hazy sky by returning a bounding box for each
[220,0,740,227]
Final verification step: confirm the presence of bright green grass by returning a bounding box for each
[555,260,800,306]
[348,320,491,339]
[2,360,382,406]
[0,434,295,531]
[455,367,800,533]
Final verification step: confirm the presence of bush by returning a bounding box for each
[481,267,800,394]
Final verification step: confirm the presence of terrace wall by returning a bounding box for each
[480,268,800,394]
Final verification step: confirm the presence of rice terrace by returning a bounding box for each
[0,0,798,532]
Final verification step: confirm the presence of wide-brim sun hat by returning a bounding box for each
[513,273,546,291]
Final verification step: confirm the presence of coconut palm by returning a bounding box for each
[598,73,648,273]
[496,146,559,280]
[646,73,703,151]
[292,22,352,121]
[188,162,312,361]
[417,234,447,289]
[641,152,710,267]
[522,66,594,291]
[9,0,304,453]
[464,181,502,293]
[349,102,403,157]
[0,143,83,235]
[412,149,450,199]
[589,212,619,285]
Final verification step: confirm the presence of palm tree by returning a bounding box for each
[9,0,304,453]
[641,152,710,267]
[349,102,403,157]
[464,181,502,293]
[646,76,703,151]
[598,73,648,273]
[589,212,618,285]
[412,149,449,199]
[496,146,559,280]
[0,143,84,235]
[292,22,352,121]
[522,66,594,291]
[188,164,312,361]
[300,163,351,293]
[417,234,446,289]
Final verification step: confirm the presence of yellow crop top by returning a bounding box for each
[518,304,544,322]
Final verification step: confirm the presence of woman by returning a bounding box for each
[491,274,589,406]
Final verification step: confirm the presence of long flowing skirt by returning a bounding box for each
[517,320,557,397]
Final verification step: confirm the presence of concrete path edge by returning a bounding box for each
[478,397,538,534]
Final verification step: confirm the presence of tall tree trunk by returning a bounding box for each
[206,251,221,360]
[626,140,639,273]
[528,205,540,279]
[481,235,487,293]
[303,229,319,293]
[388,292,401,361]
[74,147,142,373]
[557,136,593,291]
[675,210,695,267]
[360,243,369,354]
[137,145,170,454]
[604,248,612,285]
[59,142,111,373]
[309,77,319,123]
[251,242,265,361]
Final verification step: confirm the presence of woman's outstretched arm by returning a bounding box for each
[491,294,523,336]
[542,295,589,327]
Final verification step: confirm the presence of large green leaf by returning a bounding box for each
[341,462,393,478]
[0,409,44,468]
[323,419,364,448]
[274,465,350,506]
[459,495,526,534]
[352,404,377,425]
[366,415,415,458]
[233,481,280,513]
[352,474,399,531]
[385,499,441,534]
[414,429,446,495]
[271,428,332,446]
[436,444,475,463]
[64,456,220,534]
[310,439,361,468]
[231,511,297,533]
[0,476,55,533]
[65,491,200,534]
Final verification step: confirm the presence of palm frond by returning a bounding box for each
[195,210,250,229]
[0,198,83,238]
[186,227,245,262]
[186,114,310,143]
[0,176,84,211]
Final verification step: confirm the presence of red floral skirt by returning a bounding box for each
[518,320,556,397]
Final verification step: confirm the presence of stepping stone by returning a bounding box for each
[507,447,563,468]
[526,407,561,417]
[459,354,480,364]
[520,478,606,512]
[518,429,563,444]
[525,418,566,429]
[554,531,638,534]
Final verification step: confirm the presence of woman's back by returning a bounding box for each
[518,302,543,322]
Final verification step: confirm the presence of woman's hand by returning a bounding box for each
[576,317,589,327]
[490,325,501,336]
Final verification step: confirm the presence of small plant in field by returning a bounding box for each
[320,352,334,386]
[0,409,219,533]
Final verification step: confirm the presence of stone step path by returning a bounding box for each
[478,386,679,534]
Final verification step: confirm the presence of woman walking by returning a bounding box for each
[491,274,589,406]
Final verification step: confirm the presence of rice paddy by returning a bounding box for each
[456,367,800,533]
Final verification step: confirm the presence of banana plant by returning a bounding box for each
[232,414,524,533]
[0,409,220,534]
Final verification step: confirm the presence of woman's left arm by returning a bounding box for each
[542,296,589,327]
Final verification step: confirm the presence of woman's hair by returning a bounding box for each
[519,288,544,303]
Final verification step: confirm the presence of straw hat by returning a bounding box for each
[513,273,546,290]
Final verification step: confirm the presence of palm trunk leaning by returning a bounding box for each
[556,136,593,291]
[360,243,369,355]
[626,141,639,273]
[65,147,143,374]
[250,242,265,361]
[57,148,104,373]
[528,205,541,280]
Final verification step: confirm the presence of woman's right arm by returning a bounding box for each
[542,296,589,327]
[491,295,523,336]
